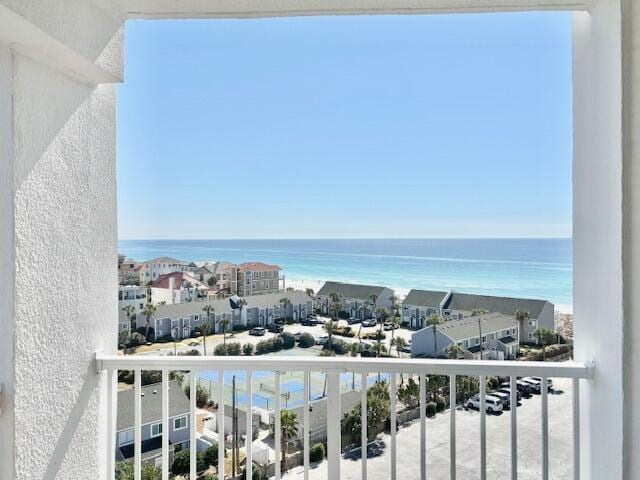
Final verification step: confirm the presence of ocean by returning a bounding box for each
[117,238,572,311]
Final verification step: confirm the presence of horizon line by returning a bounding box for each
[118,236,573,241]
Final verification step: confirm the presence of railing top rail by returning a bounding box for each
[95,353,594,379]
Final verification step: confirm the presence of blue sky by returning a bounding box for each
[117,13,572,239]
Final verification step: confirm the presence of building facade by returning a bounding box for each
[316,281,394,319]
[237,262,281,296]
[116,381,191,470]
[150,272,209,306]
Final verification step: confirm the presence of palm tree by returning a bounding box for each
[533,327,557,361]
[142,302,156,342]
[514,309,530,343]
[305,288,315,297]
[328,292,342,321]
[219,318,231,353]
[122,305,136,331]
[323,320,337,349]
[358,303,370,341]
[118,329,131,353]
[198,322,212,355]
[348,342,363,388]
[392,337,408,384]
[374,307,388,357]
[279,297,292,322]
[389,294,400,319]
[445,343,463,359]
[236,298,247,325]
[280,410,299,472]
[426,314,444,357]
[389,316,402,351]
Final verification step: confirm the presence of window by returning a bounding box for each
[151,422,163,437]
[174,416,188,430]
[118,429,134,446]
[528,320,536,327]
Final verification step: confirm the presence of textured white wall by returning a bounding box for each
[0,1,123,478]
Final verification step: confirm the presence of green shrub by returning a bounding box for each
[310,443,325,463]
[203,475,218,480]
[327,338,348,355]
[436,398,446,412]
[156,335,173,343]
[243,343,254,355]
[233,324,248,332]
[228,342,242,355]
[425,401,437,417]
[255,340,270,355]
[191,331,202,338]
[127,332,146,347]
[178,349,201,356]
[171,449,190,474]
[298,332,315,348]
[279,332,296,349]
[272,336,284,352]
[241,462,262,480]
[202,444,218,467]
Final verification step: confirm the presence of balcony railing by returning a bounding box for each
[96,354,593,480]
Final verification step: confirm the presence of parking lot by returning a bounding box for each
[282,377,575,480]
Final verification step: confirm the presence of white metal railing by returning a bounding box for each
[97,354,593,480]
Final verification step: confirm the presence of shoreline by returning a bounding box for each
[285,277,574,315]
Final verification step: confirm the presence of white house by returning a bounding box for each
[150,272,209,305]
[118,285,148,314]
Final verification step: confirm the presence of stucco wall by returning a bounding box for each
[0,1,123,478]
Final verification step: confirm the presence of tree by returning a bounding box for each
[329,292,342,320]
[445,343,463,359]
[397,377,420,409]
[374,308,388,357]
[358,303,370,341]
[279,297,292,322]
[305,288,315,297]
[341,381,390,442]
[348,342,363,388]
[320,349,335,397]
[426,314,444,356]
[236,298,248,324]
[122,305,136,331]
[280,410,299,472]
[141,302,156,342]
[207,275,218,289]
[118,330,131,352]
[198,318,211,357]
[243,343,254,355]
[202,444,219,467]
[533,327,557,360]
[389,316,402,351]
[392,337,407,358]
[389,294,400,319]
[514,309,530,343]
[323,320,337,349]
[219,318,231,353]
[115,460,161,480]
[286,287,295,292]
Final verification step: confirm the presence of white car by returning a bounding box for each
[383,322,398,331]
[315,335,329,345]
[466,394,504,413]
[522,377,553,393]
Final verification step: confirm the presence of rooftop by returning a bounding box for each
[151,271,207,290]
[436,312,517,341]
[116,380,189,431]
[238,262,281,272]
[317,281,389,300]
[403,289,448,307]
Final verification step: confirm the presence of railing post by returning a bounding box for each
[391,372,397,480]
[510,375,518,480]
[420,373,426,480]
[162,370,169,480]
[480,375,486,480]
[106,368,117,480]
[361,371,367,480]
[246,370,253,480]
[573,378,580,480]
[189,372,196,480]
[303,371,310,480]
[135,369,142,480]
[450,374,456,480]
[327,371,341,480]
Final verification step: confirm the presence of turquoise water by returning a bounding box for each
[118,238,572,308]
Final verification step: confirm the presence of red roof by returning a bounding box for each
[237,262,281,272]
[151,272,207,290]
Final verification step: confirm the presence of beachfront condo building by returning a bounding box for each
[410,312,520,360]
[402,289,554,345]
[137,256,194,284]
[316,281,394,319]
[236,262,282,296]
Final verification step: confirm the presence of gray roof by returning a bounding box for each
[403,289,448,308]
[117,381,190,431]
[245,290,312,309]
[499,335,518,344]
[436,313,518,342]
[443,292,551,317]
[317,281,388,300]
[278,390,361,433]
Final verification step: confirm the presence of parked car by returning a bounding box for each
[347,317,361,325]
[497,387,522,402]
[383,322,397,331]
[488,391,511,408]
[466,394,504,413]
[521,377,553,393]
[249,327,266,336]
[362,319,377,327]
[268,324,284,333]
[501,380,532,397]
[315,335,329,345]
